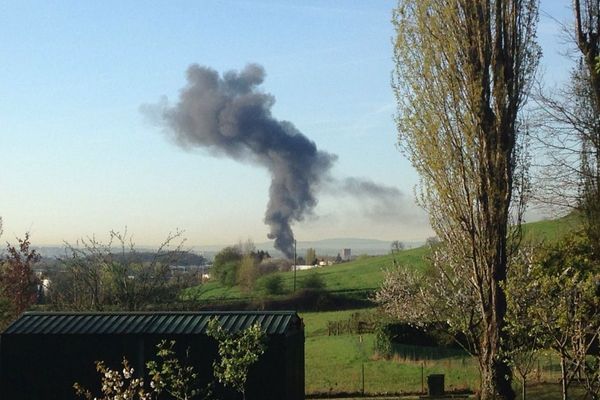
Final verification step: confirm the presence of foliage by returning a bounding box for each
[76,322,266,400]
[146,341,203,400]
[205,318,266,400]
[50,229,185,311]
[236,254,258,292]
[211,246,241,287]
[301,271,326,290]
[373,323,393,358]
[0,233,41,326]
[505,249,547,400]
[505,232,600,400]
[262,273,284,295]
[390,0,540,398]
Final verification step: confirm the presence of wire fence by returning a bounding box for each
[305,346,565,397]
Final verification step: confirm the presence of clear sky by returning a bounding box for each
[0,1,575,248]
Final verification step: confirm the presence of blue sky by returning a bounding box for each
[0,1,574,248]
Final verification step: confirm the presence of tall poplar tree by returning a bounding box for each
[388,1,539,399]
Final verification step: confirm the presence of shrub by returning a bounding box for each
[301,271,325,290]
[374,324,393,358]
[262,274,284,295]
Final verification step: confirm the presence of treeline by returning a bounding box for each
[0,226,207,329]
[210,242,277,290]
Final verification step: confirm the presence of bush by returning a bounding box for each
[377,322,458,348]
[301,271,325,290]
[374,324,393,358]
[262,274,284,295]
[212,246,242,287]
[256,261,279,276]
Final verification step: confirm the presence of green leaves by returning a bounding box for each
[206,318,266,398]
[75,320,266,400]
[146,340,201,400]
[505,232,600,399]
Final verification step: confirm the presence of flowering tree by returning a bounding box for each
[75,322,266,400]
[74,359,151,400]
[505,233,600,400]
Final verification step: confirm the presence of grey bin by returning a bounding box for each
[427,374,445,396]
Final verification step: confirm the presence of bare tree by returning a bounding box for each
[390,240,405,254]
[385,1,540,398]
[51,229,186,311]
[534,1,600,249]
[305,248,316,265]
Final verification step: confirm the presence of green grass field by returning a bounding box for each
[521,212,582,244]
[301,309,479,395]
[301,309,573,398]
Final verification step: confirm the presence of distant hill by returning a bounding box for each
[192,238,424,259]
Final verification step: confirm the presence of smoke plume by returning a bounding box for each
[146,63,408,258]
[149,63,335,258]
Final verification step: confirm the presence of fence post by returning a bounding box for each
[361,363,365,396]
[421,362,425,394]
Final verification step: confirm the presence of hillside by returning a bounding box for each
[181,214,580,303]
[182,246,430,302]
[521,212,581,243]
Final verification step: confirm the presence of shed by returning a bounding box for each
[0,311,304,400]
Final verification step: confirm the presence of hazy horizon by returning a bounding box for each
[1,1,573,248]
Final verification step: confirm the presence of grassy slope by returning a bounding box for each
[183,213,578,302]
[521,212,581,243]
[182,246,429,301]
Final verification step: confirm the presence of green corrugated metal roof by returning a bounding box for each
[2,311,302,336]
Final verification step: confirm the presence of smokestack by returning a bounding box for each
[150,64,335,258]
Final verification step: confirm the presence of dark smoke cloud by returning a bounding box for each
[147,63,335,258]
[145,63,408,258]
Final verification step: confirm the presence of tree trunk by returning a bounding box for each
[560,354,568,400]
[478,331,515,400]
